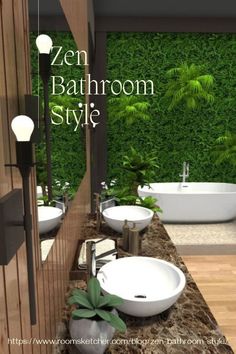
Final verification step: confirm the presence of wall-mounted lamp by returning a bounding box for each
[36,34,53,201]
[36,34,53,54]
[5,115,37,325]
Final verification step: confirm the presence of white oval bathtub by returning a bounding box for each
[138,183,236,223]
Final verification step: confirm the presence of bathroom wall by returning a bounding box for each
[106,32,236,184]
[0,1,92,353]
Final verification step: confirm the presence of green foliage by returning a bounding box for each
[213,132,236,166]
[138,196,162,213]
[165,63,214,110]
[103,185,138,205]
[102,148,161,212]
[68,278,126,332]
[103,185,161,212]
[108,95,150,125]
[122,146,159,194]
[107,32,236,184]
[30,32,86,194]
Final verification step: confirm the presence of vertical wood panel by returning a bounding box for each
[36,269,47,354]
[60,0,88,53]
[16,248,32,354]
[0,1,13,190]
[56,235,63,322]
[0,4,9,198]
[42,264,52,351]
[0,268,10,354]
[12,2,37,354]
[0,1,92,354]
[4,259,23,354]
[1,2,24,354]
[53,242,60,323]
[42,262,52,353]
[51,242,58,330]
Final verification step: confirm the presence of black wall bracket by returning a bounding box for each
[0,189,24,265]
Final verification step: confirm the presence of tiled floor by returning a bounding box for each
[164,219,236,255]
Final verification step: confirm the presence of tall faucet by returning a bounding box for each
[179,161,189,183]
[86,237,117,279]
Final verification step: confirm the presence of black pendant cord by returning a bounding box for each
[21,167,37,325]
[43,81,53,202]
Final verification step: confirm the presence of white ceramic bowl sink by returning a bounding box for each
[97,256,186,317]
[38,206,62,234]
[102,206,153,233]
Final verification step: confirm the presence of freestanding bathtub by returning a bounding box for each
[138,182,236,223]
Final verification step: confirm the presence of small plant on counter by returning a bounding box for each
[68,277,126,353]
[102,184,161,213]
[52,179,75,201]
[68,277,126,332]
[101,147,161,213]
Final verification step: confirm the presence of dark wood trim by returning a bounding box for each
[30,15,96,34]
[30,15,236,33]
[96,16,236,33]
[90,31,107,202]
[29,15,70,31]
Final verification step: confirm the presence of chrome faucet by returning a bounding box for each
[86,237,117,278]
[179,161,189,183]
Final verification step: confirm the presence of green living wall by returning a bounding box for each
[30,32,86,195]
[107,32,236,183]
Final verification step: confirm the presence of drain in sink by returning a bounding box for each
[134,294,147,298]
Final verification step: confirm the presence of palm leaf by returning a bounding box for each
[165,63,214,110]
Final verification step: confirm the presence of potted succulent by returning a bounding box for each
[68,277,126,354]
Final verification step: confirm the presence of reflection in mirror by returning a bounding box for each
[28,0,86,260]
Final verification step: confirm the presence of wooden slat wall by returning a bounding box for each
[0,1,92,354]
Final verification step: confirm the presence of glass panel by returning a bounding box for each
[28,0,86,258]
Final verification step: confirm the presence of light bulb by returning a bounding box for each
[11,115,34,142]
[36,34,53,54]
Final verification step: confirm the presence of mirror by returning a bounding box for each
[28,0,86,253]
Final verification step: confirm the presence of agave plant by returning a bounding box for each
[213,132,236,165]
[165,63,214,111]
[68,277,126,332]
[108,95,150,125]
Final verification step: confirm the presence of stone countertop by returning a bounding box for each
[69,216,234,354]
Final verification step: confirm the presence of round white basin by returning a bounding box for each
[97,256,186,317]
[102,205,153,233]
[38,206,62,234]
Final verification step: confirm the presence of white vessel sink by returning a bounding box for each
[102,205,153,233]
[38,206,62,234]
[97,256,186,317]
